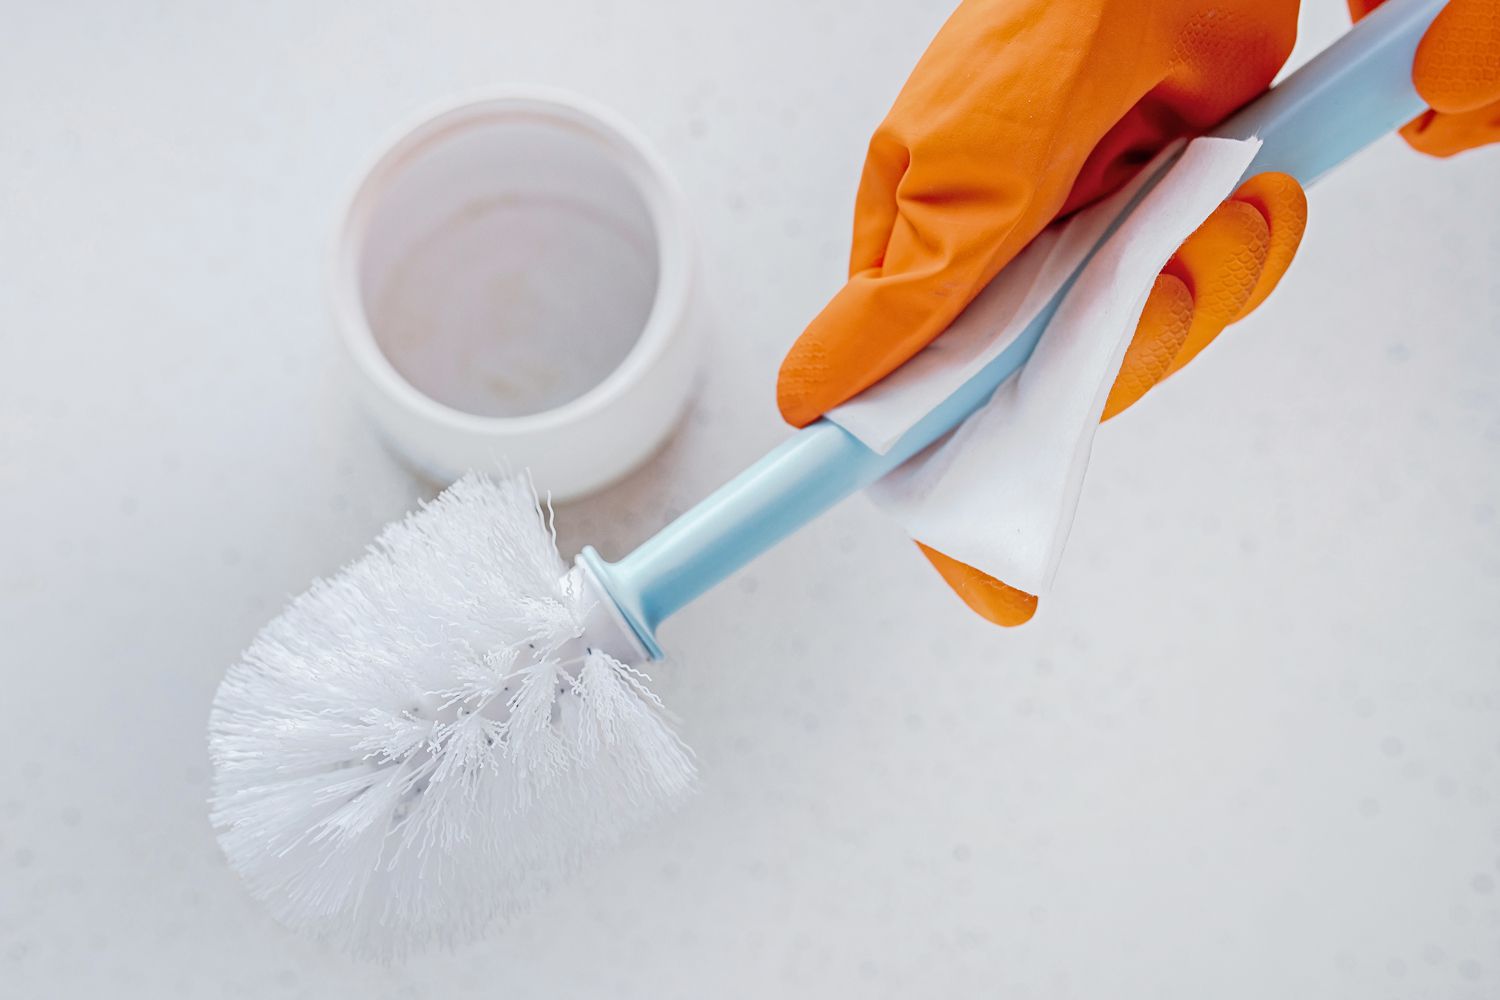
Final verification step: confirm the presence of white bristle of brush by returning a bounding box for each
[208,473,695,957]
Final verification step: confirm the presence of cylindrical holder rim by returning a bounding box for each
[330,86,699,500]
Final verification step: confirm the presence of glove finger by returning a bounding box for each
[777,196,1002,427]
[1162,199,1271,375]
[780,268,938,427]
[1399,101,1500,156]
[1101,273,1194,421]
[1413,0,1500,114]
[916,542,1039,627]
[1226,171,1308,320]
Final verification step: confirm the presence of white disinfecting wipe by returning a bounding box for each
[828,137,1263,596]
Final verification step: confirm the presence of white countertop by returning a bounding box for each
[3,2,1498,997]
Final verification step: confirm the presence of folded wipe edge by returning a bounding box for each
[856,136,1262,596]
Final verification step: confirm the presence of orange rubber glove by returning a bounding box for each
[1351,0,1500,156]
[777,0,1307,625]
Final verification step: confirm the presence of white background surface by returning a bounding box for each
[3,2,1499,997]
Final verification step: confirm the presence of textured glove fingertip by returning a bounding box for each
[917,542,1039,627]
[777,339,834,427]
[1164,199,1270,374]
[1103,273,1194,421]
[1412,0,1500,114]
[1228,172,1308,320]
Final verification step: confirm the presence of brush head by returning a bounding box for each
[208,474,694,957]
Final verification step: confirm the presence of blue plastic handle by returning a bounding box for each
[582,0,1446,658]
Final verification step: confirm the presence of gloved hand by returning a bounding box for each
[1351,0,1500,156]
[777,0,1306,625]
[779,0,1496,627]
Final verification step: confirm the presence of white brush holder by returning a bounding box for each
[332,89,699,500]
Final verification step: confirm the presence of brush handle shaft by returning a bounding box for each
[584,0,1444,657]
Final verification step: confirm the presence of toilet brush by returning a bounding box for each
[209,0,1447,956]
